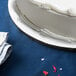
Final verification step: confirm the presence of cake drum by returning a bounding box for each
[8,0,76,48]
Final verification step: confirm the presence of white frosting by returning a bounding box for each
[16,0,76,40]
[31,0,76,16]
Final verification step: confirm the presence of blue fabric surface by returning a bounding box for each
[0,0,76,76]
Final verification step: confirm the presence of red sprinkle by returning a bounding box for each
[43,71,48,76]
[58,74,60,76]
[52,65,57,72]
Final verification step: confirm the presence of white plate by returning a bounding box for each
[8,0,76,48]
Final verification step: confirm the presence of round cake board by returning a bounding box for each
[8,0,76,48]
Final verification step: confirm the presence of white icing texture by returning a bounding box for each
[31,0,76,16]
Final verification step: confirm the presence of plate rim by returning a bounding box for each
[8,0,76,48]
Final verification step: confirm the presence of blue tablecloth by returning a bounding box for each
[0,0,76,76]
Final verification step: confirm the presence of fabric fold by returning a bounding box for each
[0,32,12,65]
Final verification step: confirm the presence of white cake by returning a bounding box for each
[16,0,76,40]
